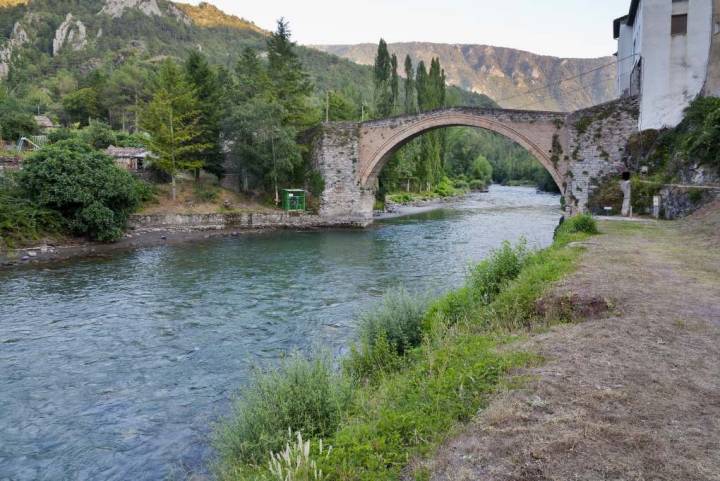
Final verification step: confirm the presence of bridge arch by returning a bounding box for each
[358,109,565,191]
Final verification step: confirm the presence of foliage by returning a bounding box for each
[682,97,720,171]
[62,87,100,126]
[345,288,427,380]
[471,154,493,187]
[18,139,144,241]
[558,214,598,236]
[214,354,351,467]
[140,59,206,198]
[78,121,116,149]
[0,95,37,141]
[433,176,459,197]
[587,176,623,215]
[266,432,331,481]
[185,50,225,178]
[193,182,220,203]
[0,175,63,249]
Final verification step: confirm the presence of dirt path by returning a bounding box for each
[426,208,720,481]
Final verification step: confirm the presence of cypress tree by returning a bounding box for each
[373,39,393,118]
[390,53,399,115]
[403,55,416,115]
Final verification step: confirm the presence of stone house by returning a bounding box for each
[614,0,718,130]
[105,146,151,172]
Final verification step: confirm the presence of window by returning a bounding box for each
[671,14,688,36]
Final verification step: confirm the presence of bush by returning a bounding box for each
[469,179,488,191]
[0,177,63,249]
[468,240,529,305]
[453,178,469,190]
[78,121,117,150]
[19,139,145,241]
[560,214,598,236]
[345,288,426,379]
[214,354,351,466]
[433,176,457,197]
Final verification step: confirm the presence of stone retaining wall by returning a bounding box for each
[128,212,348,231]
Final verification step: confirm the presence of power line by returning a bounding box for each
[495,53,638,106]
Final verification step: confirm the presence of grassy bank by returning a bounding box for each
[214,215,598,481]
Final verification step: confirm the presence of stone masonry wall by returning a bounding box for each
[129,212,326,231]
[310,123,375,226]
[565,97,641,213]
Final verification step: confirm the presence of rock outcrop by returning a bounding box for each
[314,43,617,112]
[0,22,29,79]
[99,0,162,18]
[52,13,88,56]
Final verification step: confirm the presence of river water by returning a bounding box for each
[0,186,560,481]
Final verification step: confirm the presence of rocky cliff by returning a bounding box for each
[314,43,617,112]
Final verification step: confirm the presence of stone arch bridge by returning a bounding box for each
[311,97,640,225]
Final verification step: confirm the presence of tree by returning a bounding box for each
[0,96,37,141]
[224,98,302,200]
[373,39,394,118]
[185,50,225,179]
[62,87,100,126]
[19,139,145,242]
[403,55,416,115]
[471,155,493,186]
[390,54,399,114]
[141,59,206,200]
[266,18,315,129]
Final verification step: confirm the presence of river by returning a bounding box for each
[0,186,561,481]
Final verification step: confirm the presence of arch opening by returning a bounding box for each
[360,113,564,193]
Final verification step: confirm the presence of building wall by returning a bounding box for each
[703,0,720,95]
[617,23,637,95]
[638,0,713,129]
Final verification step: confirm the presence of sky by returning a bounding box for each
[183,0,631,58]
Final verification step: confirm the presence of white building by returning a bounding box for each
[614,0,717,130]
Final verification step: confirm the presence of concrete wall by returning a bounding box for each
[638,0,713,129]
[617,23,638,96]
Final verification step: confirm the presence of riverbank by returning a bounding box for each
[212,215,595,480]
[212,203,720,480]
[425,201,720,480]
[0,214,329,268]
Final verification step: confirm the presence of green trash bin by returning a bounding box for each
[281,189,306,212]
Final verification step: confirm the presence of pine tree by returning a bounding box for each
[185,50,224,179]
[141,60,206,200]
[266,18,315,129]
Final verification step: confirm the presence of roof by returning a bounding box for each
[34,115,55,129]
[614,15,629,39]
[614,0,640,39]
[105,146,150,158]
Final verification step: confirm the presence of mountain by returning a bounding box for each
[313,43,617,112]
[0,1,492,115]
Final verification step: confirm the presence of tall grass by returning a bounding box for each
[345,288,427,380]
[214,354,351,469]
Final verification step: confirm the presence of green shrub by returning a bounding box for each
[468,179,488,191]
[345,288,426,379]
[78,121,117,149]
[0,178,63,249]
[469,240,529,305]
[559,214,598,236]
[214,354,351,466]
[453,178,469,190]
[433,177,457,197]
[19,139,145,241]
